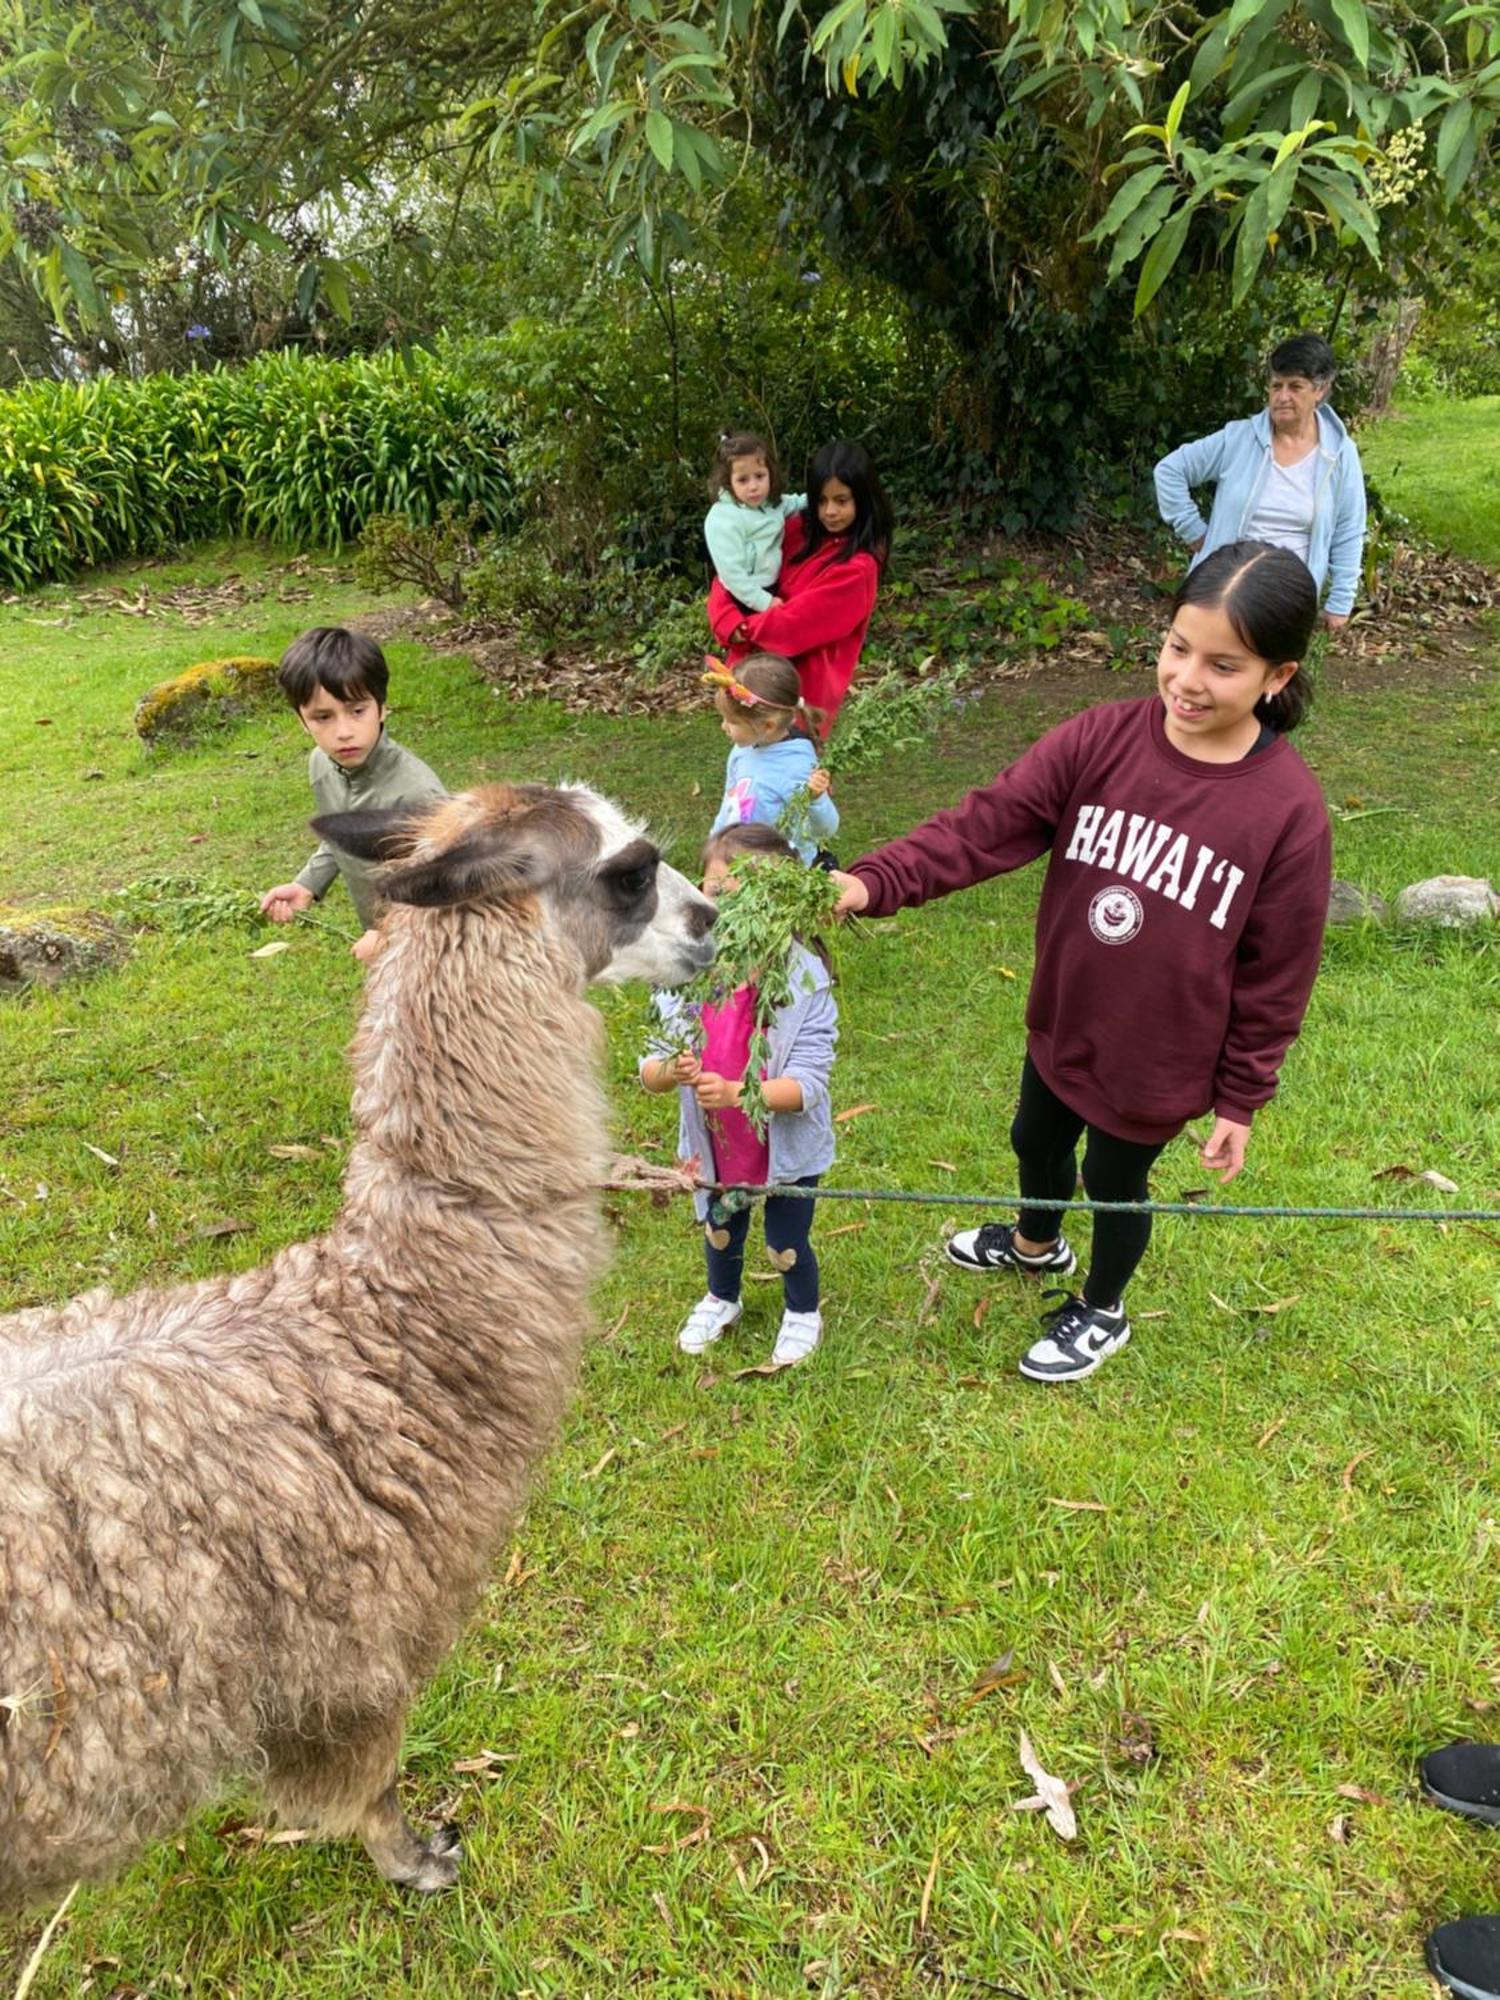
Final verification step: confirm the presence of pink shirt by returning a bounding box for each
[699,985,771,1186]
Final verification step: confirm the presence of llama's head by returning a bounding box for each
[313,783,716,986]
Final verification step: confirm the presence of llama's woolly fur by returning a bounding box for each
[0,782,711,1912]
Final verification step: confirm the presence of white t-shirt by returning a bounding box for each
[1245,447,1319,565]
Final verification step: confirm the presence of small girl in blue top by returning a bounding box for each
[705,652,839,865]
[640,824,838,1368]
[703,430,806,613]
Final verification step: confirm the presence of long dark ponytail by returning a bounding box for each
[1171,541,1319,732]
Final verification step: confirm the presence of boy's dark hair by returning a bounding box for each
[1268,332,1336,385]
[708,430,780,505]
[1171,541,1318,732]
[277,627,389,711]
[793,440,894,570]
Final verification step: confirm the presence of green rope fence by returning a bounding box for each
[706,1183,1500,1225]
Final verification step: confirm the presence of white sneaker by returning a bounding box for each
[677,1294,742,1354]
[771,1308,822,1367]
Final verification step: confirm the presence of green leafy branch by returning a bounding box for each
[672,853,841,1135]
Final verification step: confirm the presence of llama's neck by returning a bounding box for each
[340,905,609,1224]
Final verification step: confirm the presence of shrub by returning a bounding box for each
[630,594,711,687]
[0,348,513,590]
[134,656,280,748]
[355,502,486,610]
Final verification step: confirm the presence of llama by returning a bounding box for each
[0,783,715,1912]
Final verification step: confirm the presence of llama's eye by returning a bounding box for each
[607,863,655,901]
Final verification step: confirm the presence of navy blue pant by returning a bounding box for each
[704,1176,821,1314]
[1012,1057,1169,1309]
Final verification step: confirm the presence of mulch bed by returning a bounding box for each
[417,520,1499,718]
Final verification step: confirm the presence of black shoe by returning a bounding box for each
[1427,1916,1500,1999]
[1423,1744,1500,1827]
[1018,1291,1130,1383]
[946,1221,1078,1278]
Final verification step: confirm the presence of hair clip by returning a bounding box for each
[701,658,764,707]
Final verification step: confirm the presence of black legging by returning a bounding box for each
[704,1175,821,1314]
[1012,1057,1169,1309]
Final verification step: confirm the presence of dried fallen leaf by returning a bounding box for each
[824,1220,869,1238]
[1047,1497,1110,1513]
[1341,1447,1376,1491]
[928,1160,959,1173]
[967,1650,1026,1703]
[267,1143,322,1161]
[1372,1163,1417,1183]
[833,1102,878,1124]
[1335,1782,1386,1806]
[249,940,291,958]
[972,1294,991,1331]
[1255,1415,1288,1449]
[1327,1813,1351,1845]
[502,1549,537,1589]
[81,1142,120,1168]
[919,1841,940,1930]
[644,1801,711,1853]
[581,1446,617,1480]
[196,1217,250,1239]
[1015,1731,1077,1840]
[730,1361,786,1379]
[1418,1169,1459,1193]
[451,1749,517,1776]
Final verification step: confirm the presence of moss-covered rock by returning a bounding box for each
[134,656,280,748]
[0,906,125,992]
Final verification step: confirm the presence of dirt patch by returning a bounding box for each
[71,555,354,626]
[384,520,1499,718]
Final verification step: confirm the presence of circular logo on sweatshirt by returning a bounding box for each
[1089,884,1143,945]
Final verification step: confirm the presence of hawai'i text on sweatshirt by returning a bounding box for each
[849,698,1331,1143]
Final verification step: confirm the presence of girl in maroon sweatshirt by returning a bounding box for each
[708,440,893,736]
[832,542,1332,1384]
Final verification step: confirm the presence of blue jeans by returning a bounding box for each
[704,1176,821,1314]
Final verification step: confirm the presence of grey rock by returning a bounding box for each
[1328,880,1389,924]
[1393,876,1499,927]
[0,911,124,992]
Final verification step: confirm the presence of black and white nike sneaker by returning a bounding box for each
[1018,1291,1130,1382]
[946,1221,1078,1278]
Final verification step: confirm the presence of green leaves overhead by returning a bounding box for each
[1,0,1496,327]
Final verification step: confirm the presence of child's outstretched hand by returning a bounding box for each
[1200,1116,1251,1183]
[669,1051,702,1085]
[693,1070,743,1111]
[351,928,383,965]
[260,882,315,923]
[807,767,831,797]
[828,870,868,919]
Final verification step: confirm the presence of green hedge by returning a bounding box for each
[0,348,512,590]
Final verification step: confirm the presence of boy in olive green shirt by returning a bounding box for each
[258,627,447,963]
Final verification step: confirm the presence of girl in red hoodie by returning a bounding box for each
[707,440,893,735]
[831,542,1331,1384]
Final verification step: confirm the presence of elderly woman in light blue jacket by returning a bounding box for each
[1154,332,1367,630]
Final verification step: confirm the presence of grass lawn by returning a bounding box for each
[1360,394,1500,565]
[1,472,1497,1998]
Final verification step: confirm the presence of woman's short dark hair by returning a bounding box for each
[793,440,893,569]
[1268,333,1336,385]
[1171,542,1319,732]
[708,430,780,505]
[277,627,389,710]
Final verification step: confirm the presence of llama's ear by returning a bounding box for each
[380,828,547,909]
[311,808,427,862]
